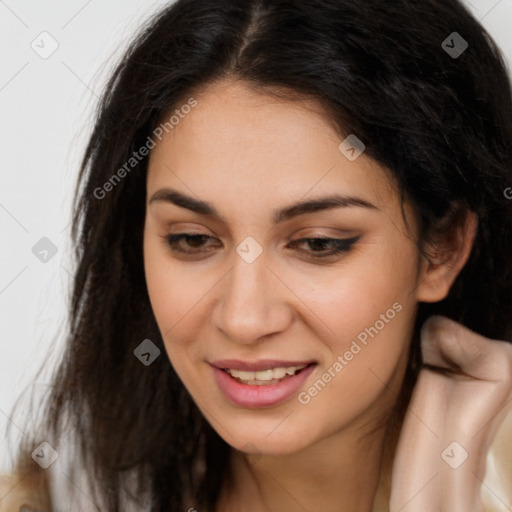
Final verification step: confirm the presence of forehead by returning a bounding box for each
[146,80,398,215]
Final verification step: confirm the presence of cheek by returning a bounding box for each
[293,274,415,436]
[143,232,191,351]
[143,243,199,387]
[290,239,419,346]
[143,232,220,379]
[292,243,418,400]
[144,230,201,330]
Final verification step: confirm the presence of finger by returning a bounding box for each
[420,315,512,383]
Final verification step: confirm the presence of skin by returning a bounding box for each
[143,79,475,512]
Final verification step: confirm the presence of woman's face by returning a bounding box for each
[143,79,427,455]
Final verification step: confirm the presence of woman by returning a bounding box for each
[1,0,512,510]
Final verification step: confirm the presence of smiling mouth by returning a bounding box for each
[222,364,314,385]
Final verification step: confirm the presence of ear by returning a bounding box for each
[416,209,478,303]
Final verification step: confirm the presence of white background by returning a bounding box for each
[1,0,511,473]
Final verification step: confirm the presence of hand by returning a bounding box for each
[390,315,512,512]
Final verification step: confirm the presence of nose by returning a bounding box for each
[212,253,293,345]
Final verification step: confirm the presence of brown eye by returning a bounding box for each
[163,233,218,254]
[287,236,360,259]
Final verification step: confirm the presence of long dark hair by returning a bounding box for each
[6,0,512,510]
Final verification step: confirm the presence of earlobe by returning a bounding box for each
[416,210,478,303]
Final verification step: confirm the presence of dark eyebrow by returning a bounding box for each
[148,188,378,224]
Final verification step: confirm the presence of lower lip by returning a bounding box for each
[212,364,317,408]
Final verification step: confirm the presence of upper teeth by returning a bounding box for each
[226,365,307,381]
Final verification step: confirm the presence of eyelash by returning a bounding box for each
[161,233,360,259]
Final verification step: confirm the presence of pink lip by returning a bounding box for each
[211,362,317,409]
[211,359,316,371]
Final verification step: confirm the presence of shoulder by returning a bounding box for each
[0,471,51,512]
